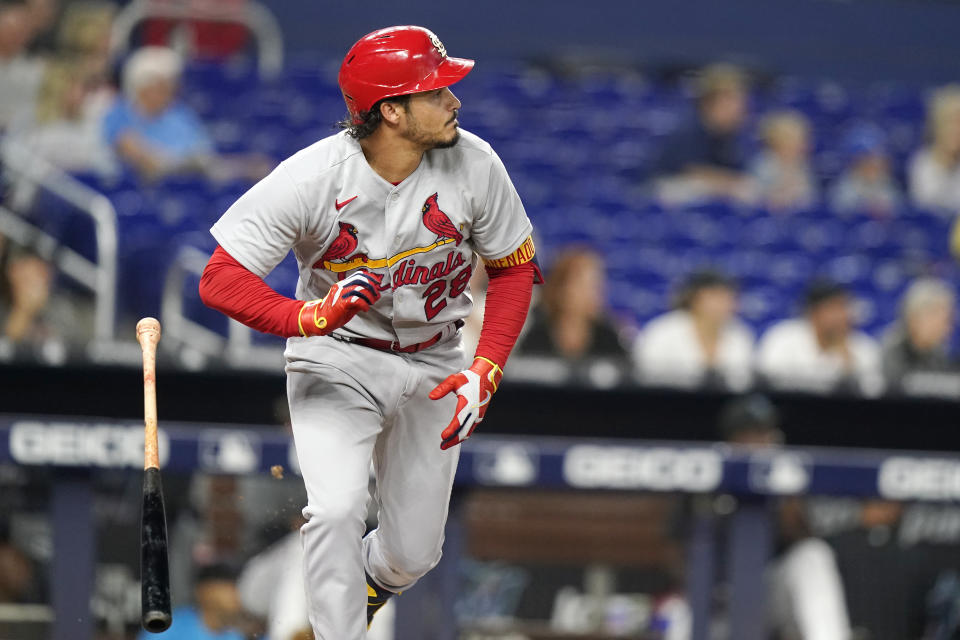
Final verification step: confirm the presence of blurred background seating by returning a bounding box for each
[6,39,960,393]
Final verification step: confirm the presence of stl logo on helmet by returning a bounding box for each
[429,33,447,58]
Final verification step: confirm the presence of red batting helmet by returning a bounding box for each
[338,26,474,124]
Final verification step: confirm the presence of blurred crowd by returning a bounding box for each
[0,0,267,179]
[0,13,957,396]
[650,64,960,216]
[0,0,270,358]
[0,4,957,399]
[503,64,960,397]
[510,247,957,397]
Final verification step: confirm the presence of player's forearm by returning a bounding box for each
[474,261,535,368]
[199,245,303,338]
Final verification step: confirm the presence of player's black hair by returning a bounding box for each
[337,94,412,140]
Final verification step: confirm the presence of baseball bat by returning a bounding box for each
[137,317,172,633]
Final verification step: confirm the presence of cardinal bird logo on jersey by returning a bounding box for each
[421,193,463,246]
[314,222,368,268]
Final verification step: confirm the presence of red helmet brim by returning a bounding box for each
[348,56,475,123]
[422,56,475,91]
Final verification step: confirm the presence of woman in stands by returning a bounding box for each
[515,248,630,367]
[909,85,960,213]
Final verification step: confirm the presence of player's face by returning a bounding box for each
[400,87,462,149]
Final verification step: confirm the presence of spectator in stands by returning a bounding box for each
[0,2,45,132]
[909,85,960,214]
[653,64,755,205]
[137,563,247,640]
[1,241,52,344]
[719,393,784,445]
[756,279,884,395]
[4,58,115,173]
[238,517,312,640]
[55,2,114,87]
[881,277,956,389]
[515,247,628,362]
[717,395,852,640]
[633,270,754,390]
[103,45,272,182]
[103,46,214,180]
[749,110,818,212]
[0,236,92,356]
[0,538,38,603]
[23,0,58,54]
[829,123,903,217]
[3,2,117,172]
[827,500,923,640]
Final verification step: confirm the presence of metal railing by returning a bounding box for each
[1,143,118,343]
[161,244,284,369]
[110,0,284,79]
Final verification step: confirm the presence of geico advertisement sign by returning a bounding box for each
[879,457,960,501]
[9,421,169,468]
[563,445,722,491]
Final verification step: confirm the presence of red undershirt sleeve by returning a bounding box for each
[474,261,537,368]
[198,245,303,338]
[200,244,540,354]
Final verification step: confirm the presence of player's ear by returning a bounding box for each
[380,100,404,125]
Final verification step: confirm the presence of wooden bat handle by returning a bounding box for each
[137,317,162,471]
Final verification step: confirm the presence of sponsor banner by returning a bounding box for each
[6,416,960,503]
[563,445,722,492]
[879,457,960,501]
[9,420,170,468]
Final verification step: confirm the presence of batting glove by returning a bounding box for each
[429,357,503,451]
[298,270,382,337]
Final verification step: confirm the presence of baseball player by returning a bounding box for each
[199,26,541,639]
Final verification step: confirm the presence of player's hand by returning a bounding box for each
[429,357,503,450]
[298,270,382,337]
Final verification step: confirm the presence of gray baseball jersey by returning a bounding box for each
[210,128,533,349]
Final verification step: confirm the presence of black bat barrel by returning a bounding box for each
[141,467,172,633]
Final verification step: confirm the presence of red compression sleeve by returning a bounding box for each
[198,245,303,338]
[474,261,536,368]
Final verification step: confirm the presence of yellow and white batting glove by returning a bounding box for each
[298,270,382,337]
[429,357,503,451]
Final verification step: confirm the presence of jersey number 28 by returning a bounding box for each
[422,265,472,320]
